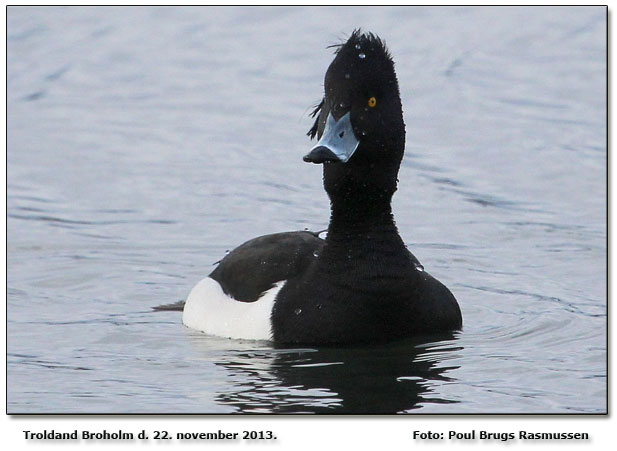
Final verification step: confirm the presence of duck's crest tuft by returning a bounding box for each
[328,29,392,62]
[307,98,324,139]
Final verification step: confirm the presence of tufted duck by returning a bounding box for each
[182,30,462,344]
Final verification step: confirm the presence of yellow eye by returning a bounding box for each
[368,97,377,108]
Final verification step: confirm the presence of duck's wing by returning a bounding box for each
[209,230,325,302]
[152,231,324,313]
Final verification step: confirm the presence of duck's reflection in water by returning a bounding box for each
[195,334,462,413]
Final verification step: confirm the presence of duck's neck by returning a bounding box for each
[326,190,401,242]
[322,155,405,244]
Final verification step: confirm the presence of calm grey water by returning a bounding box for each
[7,6,606,414]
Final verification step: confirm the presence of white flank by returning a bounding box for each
[182,277,285,340]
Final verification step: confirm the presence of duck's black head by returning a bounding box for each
[305,30,405,200]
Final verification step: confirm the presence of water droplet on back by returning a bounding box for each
[358,53,366,59]
[355,44,361,50]
[313,250,319,257]
[224,250,230,255]
[415,264,424,272]
[294,308,302,315]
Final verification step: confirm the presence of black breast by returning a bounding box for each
[270,234,462,345]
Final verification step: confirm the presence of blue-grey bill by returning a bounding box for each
[308,112,359,163]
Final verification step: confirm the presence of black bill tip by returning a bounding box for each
[303,146,341,164]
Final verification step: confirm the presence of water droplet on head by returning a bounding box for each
[317,304,323,310]
[358,53,366,59]
[224,250,230,255]
[361,130,367,136]
[415,264,424,272]
[304,227,309,231]
[355,44,361,50]
[294,308,302,315]
[313,250,319,257]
